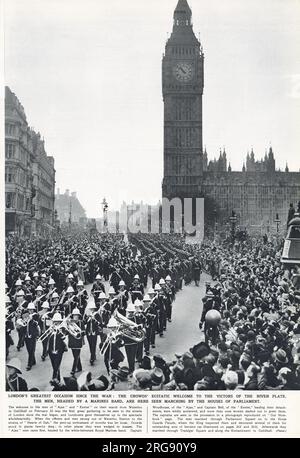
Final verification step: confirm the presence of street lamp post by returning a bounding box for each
[229,210,237,243]
[213,208,217,240]
[101,198,109,231]
[68,201,72,230]
[274,213,281,233]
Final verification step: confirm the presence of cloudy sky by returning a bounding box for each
[4,0,300,216]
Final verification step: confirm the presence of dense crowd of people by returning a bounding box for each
[5,228,300,391]
[5,231,201,390]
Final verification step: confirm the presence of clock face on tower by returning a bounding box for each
[173,62,194,82]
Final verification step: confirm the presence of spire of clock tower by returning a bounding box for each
[169,0,199,45]
[174,0,192,22]
[173,0,192,29]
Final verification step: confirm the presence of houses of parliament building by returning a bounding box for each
[162,0,300,232]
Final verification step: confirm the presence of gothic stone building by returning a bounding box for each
[55,189,86,226]
[162,0,300,232]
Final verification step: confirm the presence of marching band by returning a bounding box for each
[5,266,179,390]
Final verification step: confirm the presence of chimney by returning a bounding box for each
[71,192,77,198]
[65,189,70,197]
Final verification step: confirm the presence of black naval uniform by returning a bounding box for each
[157,292,167,337]
[68,321,85,375]
[129,282,144,303]
[48,329,67,381]
[84,311,102,364]
[38,311,53,360]
[143,304,156,354]
[24,315,40,370]
[6,318,14,359]
[6,374,28,392]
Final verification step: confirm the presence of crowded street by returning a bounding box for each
[5,228,300,391]
[7,272,210,391]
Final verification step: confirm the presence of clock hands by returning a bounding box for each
[174,64,192,81]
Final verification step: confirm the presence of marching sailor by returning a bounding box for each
[6,358,28,391]
[67,308,85,376]
[76,279,89,314]
[24,302,40,371]
[84,302,102,365]
[142,294,156,356]
[129,274,144,303]
[38,301,52,361]
[123,302,139,374]
[15,289,28,351]
[116,280,129,316]
[48,312,68,382]
[91,274,106,305]
[62,286,78,316]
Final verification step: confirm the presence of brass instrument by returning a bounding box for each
[16,313,31,330]
[6,375,17,392]
[39,310,52,332]
[65,294,76,304]
[99,309,146,355]
[99,329,121,355]
[83,300,97,319]
[58,290,67,305]
[63,317,82,338]
[33,294,46,306]
[6,309,16,320]
[38,316,82,343]
[63,294,76,315]
[77,288,87,310]
[143,308,156,327]
[112,310,145,343]
[38,324,55,343]
[46,287,57,300]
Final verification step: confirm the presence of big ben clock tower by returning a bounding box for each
[162,0,204,200]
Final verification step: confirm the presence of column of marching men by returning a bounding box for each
[5,233,191,386]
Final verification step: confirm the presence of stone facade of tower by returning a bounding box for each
[162,0,204,199]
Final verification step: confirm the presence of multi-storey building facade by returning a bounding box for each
[5,87,56,236]
[162,1,300,233]
[31,131,56,235]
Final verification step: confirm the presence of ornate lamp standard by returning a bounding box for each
[213,208,217,240]
[68,200,72,231]
[101,198,109,231]
[274,213,281,233]
[229,210,237,243]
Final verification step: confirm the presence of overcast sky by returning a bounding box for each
[4,0,300,217]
